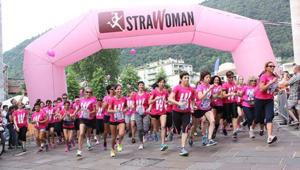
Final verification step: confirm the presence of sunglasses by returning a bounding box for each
[109,89,114,90]
[267,65,275,68]
[250,80,257,82]
[85,91,92,94]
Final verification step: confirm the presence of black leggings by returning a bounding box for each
[242,106,255,128]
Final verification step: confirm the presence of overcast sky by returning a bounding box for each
[2,0,204,52]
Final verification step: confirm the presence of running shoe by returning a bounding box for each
[167,133,173,141]
[87,143,93,151]
[249,129,255,139]
[110,149,116,157]
[222,129,228,136]
[179,147,189,156]
[267,135,278,144]
[95,141,100,145]
[206,139,218,146]
[76,150,82,157]
[259,130,264,136]
[131,138,136,144]
[138,144,144,150]
[65,146,69,152]
[232,131,238,140]
[117,144,123,152]
[201,136,208,146]
[160,144,168,151]
[188,137,193,147]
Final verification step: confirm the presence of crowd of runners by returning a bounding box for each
[1,61,300,158]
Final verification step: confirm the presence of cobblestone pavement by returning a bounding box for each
[1,125,300,170]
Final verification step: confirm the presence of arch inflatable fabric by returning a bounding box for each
[24,4,275,103]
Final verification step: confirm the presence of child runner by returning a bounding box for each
[168,71,195,156]
[13,101,28,152]
[149,77,169,151]
[108,84,127,157]
[31,103,49,152]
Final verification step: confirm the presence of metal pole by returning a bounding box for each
[290,0,300,64]
[0,0,5,101]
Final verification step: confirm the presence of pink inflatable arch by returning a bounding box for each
[24,4,275,103]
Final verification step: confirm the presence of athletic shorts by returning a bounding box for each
[96,119,104,134]
[63,120,75,129]
[74,119,80,130]
[104,115,110,124]
[46,123,55,131]
[223,103,238,123]
[212,106,224,117]
[125,114,136,124]
[166,112,173,128]
[18,126,28,142]
[172,111,191,134]
[54,122,62,134]
[80,118,94,128]
[109,121,125,126]
[150,114,161,120]
[193,110,207,119]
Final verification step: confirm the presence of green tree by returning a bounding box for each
[90,67,106,99]
[120,65,140,95]
[71,49,120,82]
[66,69,80,100]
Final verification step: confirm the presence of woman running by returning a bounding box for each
[76,87,96,158]
[44,100,56,148]
[31,103,49,152]
[240,76,257,138]
[125,88,136,144]
[255,61,278,144]
[134,81,151,150]
[190,71,217,147]
[222,71,238,140]
[168,71,195,156]
[61,101,76,152]
[108,84,127,157]
[95,99,104,145]
[149,77,169,151]
[13,101,28,152]
[210,75,223,139]
[102,85,115,150]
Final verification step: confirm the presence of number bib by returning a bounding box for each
[114,111,124,121]
[200,98,211,110]
[178,99,188,110]
[82,109,89,119]
[136,105,145,115]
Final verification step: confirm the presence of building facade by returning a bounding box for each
[136,58,199,88]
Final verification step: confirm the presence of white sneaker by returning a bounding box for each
[138,144,144,150]
[267,135,277,144]
[249,130,255,139]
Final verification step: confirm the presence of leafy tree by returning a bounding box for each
[119,65,140,95]
[70,49,120,82]
[90,67,106,99]
[66,69,80,100]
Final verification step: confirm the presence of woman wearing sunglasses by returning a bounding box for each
[255,61,278,144]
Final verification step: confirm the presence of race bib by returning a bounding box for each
[82,109,89,119]
[114,111,124,121]
[200,98,211,110]
[178,99,188,110]
[136,105,145,115]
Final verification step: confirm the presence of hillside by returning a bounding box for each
[3,0,293,79]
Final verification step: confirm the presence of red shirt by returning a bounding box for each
[96,103,104,119]
[13,109,28,128]
[150,88,169,115]
[172,84,195,113]
[79,97,96,120]
[134,92,150,115]
[43,106,55,124]
[222,82,237,104]
[109,97,127,123]
[31,110,48,129]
